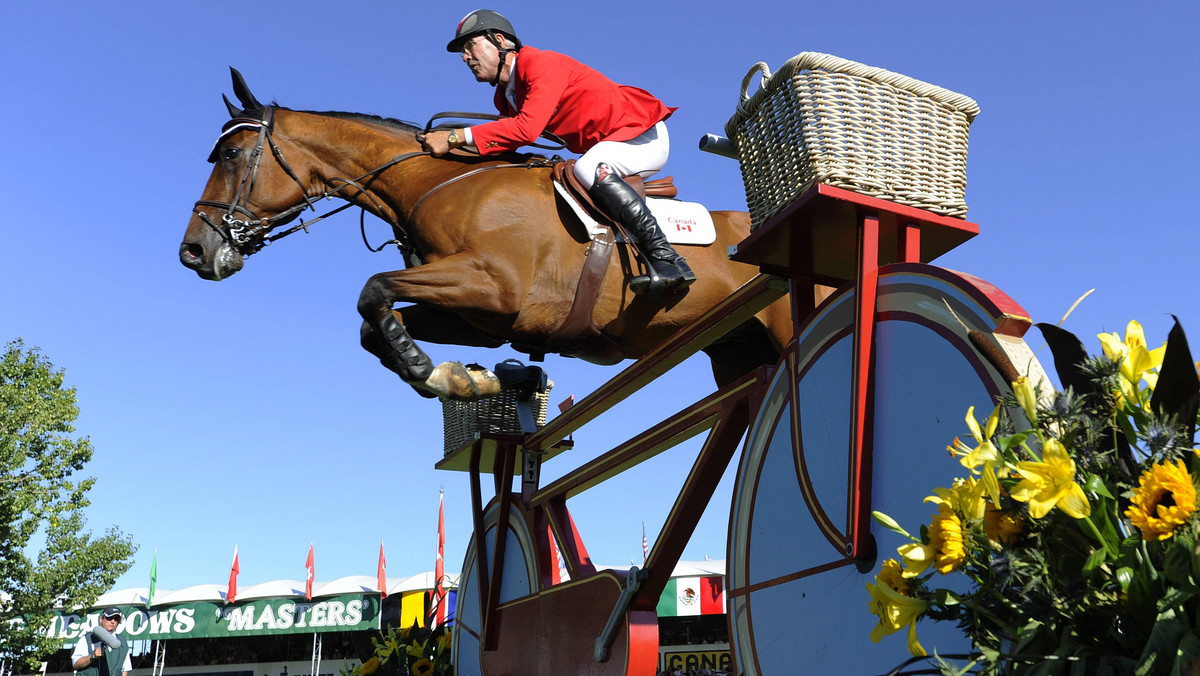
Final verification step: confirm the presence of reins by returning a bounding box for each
[194,107,566,261]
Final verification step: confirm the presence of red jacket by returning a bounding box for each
[470,46,675,155]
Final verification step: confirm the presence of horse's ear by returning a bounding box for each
[223,94,241,119]
[229,67,263,113]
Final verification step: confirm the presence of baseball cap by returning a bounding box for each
[100,607,123,620]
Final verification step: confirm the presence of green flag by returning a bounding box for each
[148,551,157,607]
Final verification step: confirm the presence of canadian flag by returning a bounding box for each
[377,541,387,599]
[227,546,239,604]
[432,491,448,628]
[305,544,315,601]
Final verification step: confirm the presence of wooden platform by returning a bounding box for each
[729,183,979,282]
[435,433,574,474]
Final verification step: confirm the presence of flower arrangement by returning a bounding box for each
[345,623,454,676]
[868,318,1200,674]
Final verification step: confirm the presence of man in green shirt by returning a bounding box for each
[71,607,131,676]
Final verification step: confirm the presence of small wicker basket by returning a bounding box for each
[441,382,552,455]
[724,52,981,229]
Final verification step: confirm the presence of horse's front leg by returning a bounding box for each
[357,259,515,399]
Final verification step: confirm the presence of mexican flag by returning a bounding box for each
[657,576,725,617]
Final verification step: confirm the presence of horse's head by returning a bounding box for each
[180,68,316,280]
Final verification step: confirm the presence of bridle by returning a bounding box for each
[192,106,427,257]
[192,106,565,260]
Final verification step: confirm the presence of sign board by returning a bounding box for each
[45,594,380,646]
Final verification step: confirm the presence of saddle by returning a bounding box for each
[551,159,678,227]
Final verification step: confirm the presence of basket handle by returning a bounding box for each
[739,62,772,103]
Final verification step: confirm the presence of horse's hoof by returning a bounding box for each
[465,363,501,398]
[411,384,438,399]
[426,361,482,401]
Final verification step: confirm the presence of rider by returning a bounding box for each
[420,9,695,298]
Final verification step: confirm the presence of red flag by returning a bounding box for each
[548,525,562,585]
[433,491,447,628]
[642,522,649,566]
[377,541,388,599]
[227,546,239,604]
[305,544,315,601]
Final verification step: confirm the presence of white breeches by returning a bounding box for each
[572,121,670,189]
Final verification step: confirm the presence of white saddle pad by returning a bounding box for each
[553,181,717,246]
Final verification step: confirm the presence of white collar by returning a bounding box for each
[504,54,519,109]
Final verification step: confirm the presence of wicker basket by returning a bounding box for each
[724,52,981,229]
[441,382,552,455]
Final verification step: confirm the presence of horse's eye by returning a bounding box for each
[221,147,241,162]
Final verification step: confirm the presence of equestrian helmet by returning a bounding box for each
[447,9,522,52]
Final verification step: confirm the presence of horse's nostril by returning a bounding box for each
[180,242,206,268]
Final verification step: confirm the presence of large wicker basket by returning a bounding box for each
[724,52,981,229]
[441,383,552,455]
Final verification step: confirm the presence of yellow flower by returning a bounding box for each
[1098,320,1166,406]
[436,631,453,655]
[867,559,928,657]
[983,505,1025,545]
[1125,459,1198,541]
[359,658,380,676]
[1009,438,1091,519]
[406,638,429,659]
[410,658,434,676]
[1012,376,1038,424]
[929,477,987,522]
[898,500,968,577]
[949,406,1004,506]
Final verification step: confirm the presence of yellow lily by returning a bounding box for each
[1012,376,1039,425]
[867,559,929,657]
[406,638,429,659]
[949,405,1004,506]
[1009,438,1091,519]
[928,477,987,522]
[1098,320,1166,406]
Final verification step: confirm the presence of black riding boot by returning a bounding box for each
[588,172,696,299]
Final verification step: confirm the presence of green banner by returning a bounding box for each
[46,594,380,645]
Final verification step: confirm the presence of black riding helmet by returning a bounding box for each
[446,9,522,53]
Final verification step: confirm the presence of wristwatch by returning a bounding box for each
[447,130,459,146]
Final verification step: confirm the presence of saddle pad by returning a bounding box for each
[552,181,716,246]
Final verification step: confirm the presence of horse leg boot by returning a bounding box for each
[378,313,435,383]
[587,169,696,299]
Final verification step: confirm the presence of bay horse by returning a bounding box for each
[180,69,792,400]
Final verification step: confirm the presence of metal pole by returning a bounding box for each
[310,633,322,676]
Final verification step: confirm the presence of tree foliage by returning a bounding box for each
[1,340,137,668]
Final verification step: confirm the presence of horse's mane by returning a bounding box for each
[277,106,424,134]
[273,105,551,162]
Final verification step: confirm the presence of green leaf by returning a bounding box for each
[1135,608,1186,676]
[1116,567,1137,593]
[1173,631,1200,676]
[1083,473,1115,499]
[1084,546,1108,573]
[1156,587,1198,613]
[936,588,962,606]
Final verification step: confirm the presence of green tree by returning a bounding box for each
[1,340,137,669]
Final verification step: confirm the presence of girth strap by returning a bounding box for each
[543,226,624,365]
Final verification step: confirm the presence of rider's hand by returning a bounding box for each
[420,130,458,157]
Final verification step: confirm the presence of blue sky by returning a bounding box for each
[2,1,1197,597]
